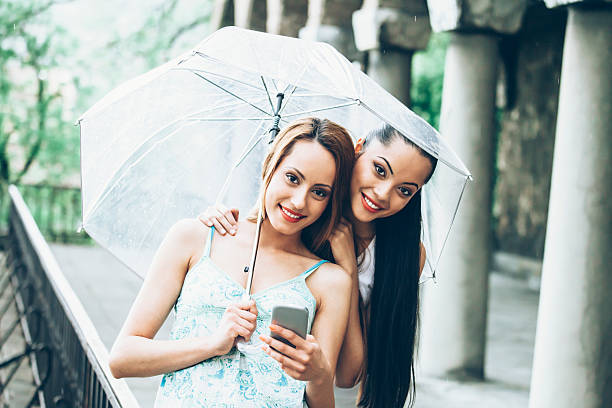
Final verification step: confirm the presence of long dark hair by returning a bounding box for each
[358,125,437,408]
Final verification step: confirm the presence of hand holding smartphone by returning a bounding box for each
[270,305,309,349]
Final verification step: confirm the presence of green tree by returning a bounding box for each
[411,32,449,130]
[0,0,81,190]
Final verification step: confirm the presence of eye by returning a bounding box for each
[399,187,413,197]
[312,189,329,199]
[374,163,386,177]
[285,173,298,184]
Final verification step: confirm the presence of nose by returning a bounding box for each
[290,186,308,211]
[372,182,393,206]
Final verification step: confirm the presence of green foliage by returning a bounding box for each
[410,32,449,130]
[106,0,212,72]
[0,0,82,188]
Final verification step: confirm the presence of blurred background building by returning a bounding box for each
[0,0,610,407]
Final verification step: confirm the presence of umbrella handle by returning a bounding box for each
[268,93,285,143]
[244,204,264,296]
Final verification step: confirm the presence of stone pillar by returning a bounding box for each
[299,0,362,59]
[210,0,235,30]
[352,0,431,105]
[418,0,528,380]
[529,6,612,408]
[267,0,308,37]
[419,33,499,379]
[493,4,567,263]
[234,0,267,31]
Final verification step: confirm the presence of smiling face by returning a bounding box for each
[350,137,433,223]
[264,140,336,236]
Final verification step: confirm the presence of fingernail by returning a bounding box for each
[230,229,236,235]
[219,229,226,235]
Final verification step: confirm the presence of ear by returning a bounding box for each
[354,138,365,154]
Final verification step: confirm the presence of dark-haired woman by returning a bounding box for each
[200,124,437,407]
[330,125,436,408]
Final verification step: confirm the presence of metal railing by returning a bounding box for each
[0,184,90,244]
[1,185,138,407]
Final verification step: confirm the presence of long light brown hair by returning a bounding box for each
[250,117,355,259]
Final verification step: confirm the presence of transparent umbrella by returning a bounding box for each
[78,26,471,287]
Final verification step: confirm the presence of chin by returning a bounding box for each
[267,213,302,235]
[352,200,377,222]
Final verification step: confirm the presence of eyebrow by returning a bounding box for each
[377,156,394,175]
[289,167,333,190]
[376,157,419,188]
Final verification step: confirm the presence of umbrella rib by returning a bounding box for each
[281,100,359,118]
[428,177,469,282]
[277,85,297,116]
[177,67,264,94]
[188,54,273,94]
[215,121,267,204]
[185,117,270,121]
[190,71,272,118]
[261,77,275,112]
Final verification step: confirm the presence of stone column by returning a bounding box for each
[234,0,267,31]
[529,5,612,408]
[210,0,235,30]
[299,0,362,60]
[352,0,431,105]
[419,33,499,379]
[418,0,528,380]
[267,0,309,37]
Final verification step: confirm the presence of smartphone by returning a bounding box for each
[271,305,309,348]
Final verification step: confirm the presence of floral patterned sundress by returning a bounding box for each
[154,227,327,407]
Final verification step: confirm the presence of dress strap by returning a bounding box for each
[300,259,329,279]
[203,227,215,258]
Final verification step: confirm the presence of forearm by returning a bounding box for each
[335,271,365,387]
[109,335,219,378]
[305,369,335,408]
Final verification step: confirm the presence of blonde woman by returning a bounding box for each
[109,118,356,407]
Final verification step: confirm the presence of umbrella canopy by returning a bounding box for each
[79,26,471,282]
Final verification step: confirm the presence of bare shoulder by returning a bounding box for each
[309,261,351,292]
[167,218,209,243]
[163,218,209,263]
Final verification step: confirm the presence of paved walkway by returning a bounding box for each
[50,243,538,407]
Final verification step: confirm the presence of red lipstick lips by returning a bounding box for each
[361,192,383,213]
[279,204,306,223]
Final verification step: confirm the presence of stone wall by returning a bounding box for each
[493,4,567,259]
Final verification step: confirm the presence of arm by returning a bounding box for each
[259,263,352,408]
[109,219,257,378]
[305,265,352,407]
[327,220,364,388]
[419,242,426,277]
[335,265,365,387]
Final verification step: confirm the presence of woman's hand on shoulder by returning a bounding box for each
[197,203,239,236]
[328,219,358,277]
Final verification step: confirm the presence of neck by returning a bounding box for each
[346,206,375,243]
[254,217,303,253]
